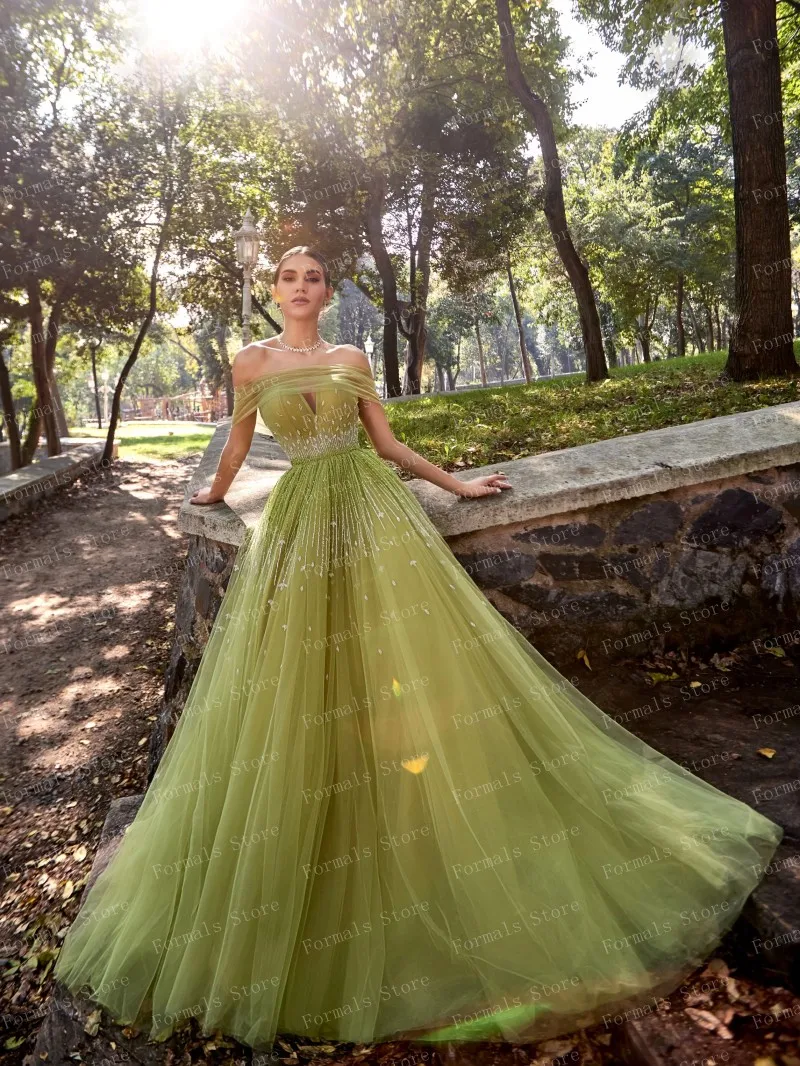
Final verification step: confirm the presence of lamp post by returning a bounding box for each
[364,334,380,397]
[234,209,260,348]
[86,373,97,427]
[101,369,111,425]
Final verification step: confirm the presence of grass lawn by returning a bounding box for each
[76,420,214,460]
[382,349,800,473]
[71,349,800,467]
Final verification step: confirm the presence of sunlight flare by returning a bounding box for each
[134,0,249,55]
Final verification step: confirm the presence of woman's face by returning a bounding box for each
[271,254,332,323]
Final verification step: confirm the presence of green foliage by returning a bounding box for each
[2,0,795,452]
[575,0,723,91]
[384,348,800,473]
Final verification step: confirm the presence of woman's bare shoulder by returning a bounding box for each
[231,341,276,388]
[331,344,373,374]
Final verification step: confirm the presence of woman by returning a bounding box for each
[54,246,783,1052]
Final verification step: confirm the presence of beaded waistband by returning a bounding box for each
[288,442,365,465]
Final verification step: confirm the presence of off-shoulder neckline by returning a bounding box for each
[233,360,372,393]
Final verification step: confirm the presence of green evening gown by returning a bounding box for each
[53,361,784,1050]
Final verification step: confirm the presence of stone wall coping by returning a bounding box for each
[0,440,114,520]
[177,400,800,548]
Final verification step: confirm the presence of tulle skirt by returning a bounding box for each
[54,443,784,1049]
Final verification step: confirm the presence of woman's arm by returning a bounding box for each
[190,348,258,505]
[189,411,257,505]
[353,352,512,500]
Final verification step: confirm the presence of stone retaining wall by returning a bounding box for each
[0,440,115,521]
[151,400,800,775]
[449,463,800,666]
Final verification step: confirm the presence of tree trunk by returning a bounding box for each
[365,172,402,397]
[0,350,22,470]
[506,250,533,383]
[676,275,686,359]
[24,277,61,461]
[90,343,102,427]
[403,173,438,394]
[604,334,618,368]
[708,304,721,349]
[714,302,723,349]
[50,374,69,437]
[103,201,173,465]
[496,0,607,383]
[45,299,70,438]
[448,335,462,390]
[686,297,706,352]
[722,0,797,379]
[475,320,487,386]
[637,317,652,363]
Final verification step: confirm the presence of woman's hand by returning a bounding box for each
[189,487,225,506]
[453,472,512,499]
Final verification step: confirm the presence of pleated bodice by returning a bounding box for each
[231,361,383,462]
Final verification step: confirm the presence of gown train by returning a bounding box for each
[53,362,784,1049]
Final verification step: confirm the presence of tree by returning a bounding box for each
[426,293,476,389]
[0,0,125,460]
[241,0,566,394]
[625,133,735,358]
[576,0,799,379]
[496,0,608,382]
[721,0,795,376]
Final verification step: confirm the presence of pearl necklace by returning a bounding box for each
[276,333,324,353]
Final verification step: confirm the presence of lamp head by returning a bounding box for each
[234,208,260,269]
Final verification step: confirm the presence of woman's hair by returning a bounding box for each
[271,246,332,293]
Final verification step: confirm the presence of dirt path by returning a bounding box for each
[1,460,798,1066]
[0,458,192,1061]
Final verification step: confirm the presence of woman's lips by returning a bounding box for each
[291,298,309,304]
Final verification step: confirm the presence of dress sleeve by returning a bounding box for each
[352,364,384,406]
[230,377,268,428]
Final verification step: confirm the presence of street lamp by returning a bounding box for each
[234,208,260,347]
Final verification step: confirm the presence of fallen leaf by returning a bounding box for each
[84,1007,102,1036]
[723,975,740,1000]
[685,1006,733,1038]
